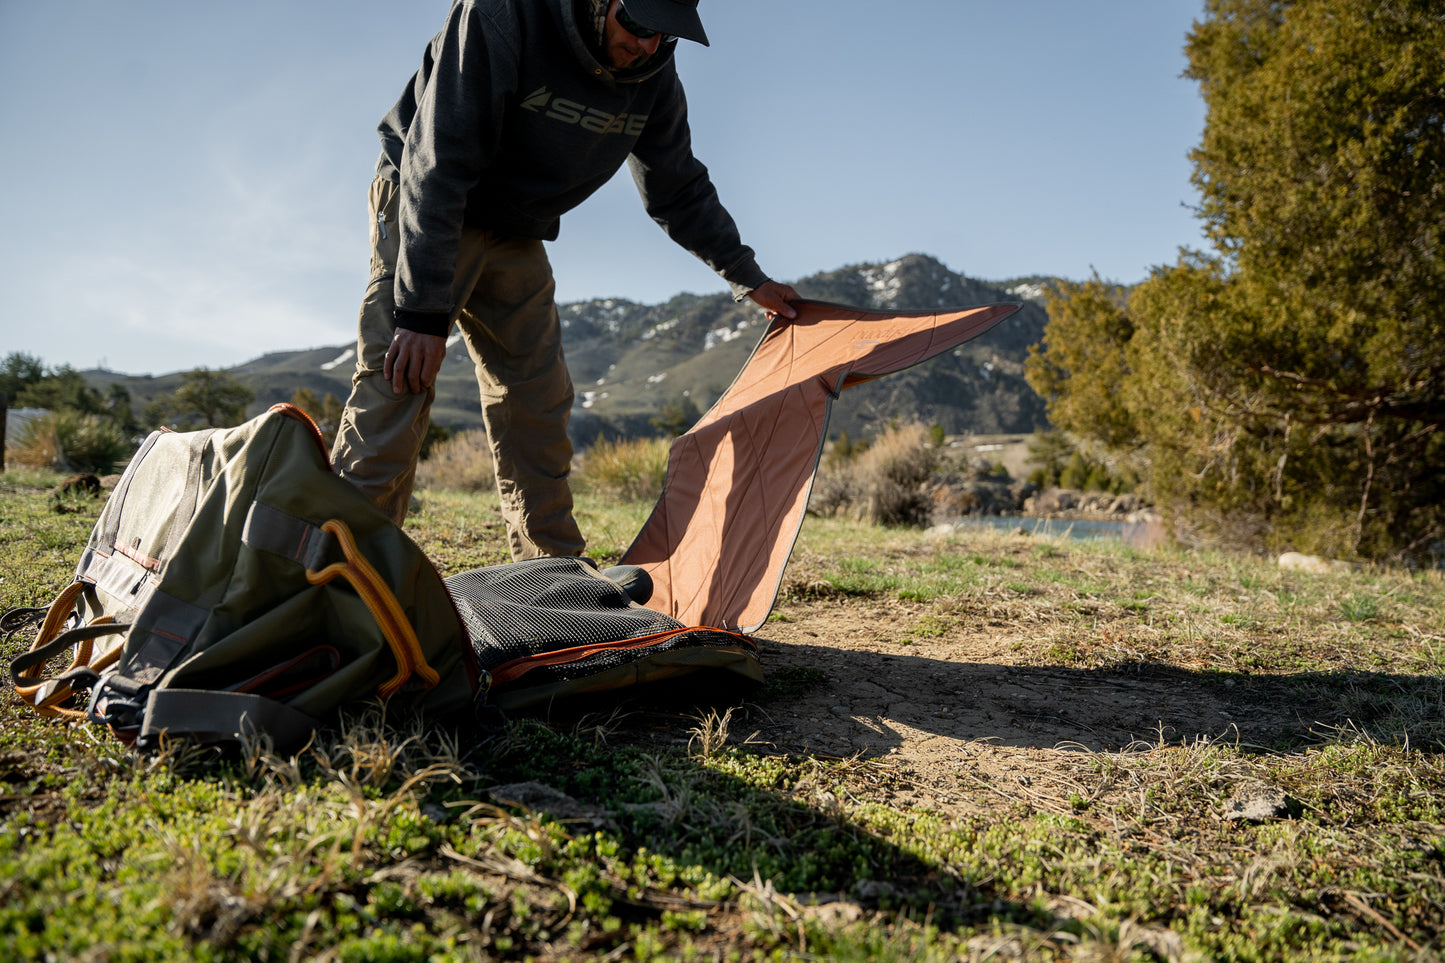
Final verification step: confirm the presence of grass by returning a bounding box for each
[2,468,1444,959]
[811,422,939,526]
[573,436,671,504]
[413,428,496,495]
[7,410,132,475]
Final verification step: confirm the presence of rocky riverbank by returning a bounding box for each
[927,473,1158,524]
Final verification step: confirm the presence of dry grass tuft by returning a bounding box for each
[688,706,735,759]
[575,435,671,502]
[811,422,939,526]
[10,410,132,474]
[414,428,495,493]
[7,416,65,469]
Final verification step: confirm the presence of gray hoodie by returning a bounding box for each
[377,0,769,336]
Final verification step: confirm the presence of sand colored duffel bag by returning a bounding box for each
[7,404,479,750]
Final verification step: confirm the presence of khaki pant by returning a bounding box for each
[331,177,585,560]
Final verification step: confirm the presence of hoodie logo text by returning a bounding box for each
[521,86,648,136]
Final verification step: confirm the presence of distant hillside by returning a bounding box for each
[84,254,1056,447]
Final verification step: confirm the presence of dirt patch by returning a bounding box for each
[708,597,1326,817]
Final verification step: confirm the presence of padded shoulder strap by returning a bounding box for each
[10,582,128,719]
[9,622,125,688]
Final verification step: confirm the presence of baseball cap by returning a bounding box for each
[620,0,709,46]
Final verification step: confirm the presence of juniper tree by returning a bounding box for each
[153,368,255,429]
[1029,0,1444,562]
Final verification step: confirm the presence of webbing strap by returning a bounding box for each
[11,621,127,718]
[9,622,125,685]
[100,432,162,551]
[140,689,321,752]
[10,581,123,718]
[0,607,47,635]
[241,502,335,571]
[160,437,208,567]
[33,581,88,654]
[111,590,210,691]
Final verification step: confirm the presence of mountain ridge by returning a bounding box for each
[83,253,1055,445]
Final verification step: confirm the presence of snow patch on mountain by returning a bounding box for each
[1007,282,1049,302]
[703,318,753,351]
[562,298,637,334]
[320,349,354,372]
[640,317,679,341]
[860,259,905,307]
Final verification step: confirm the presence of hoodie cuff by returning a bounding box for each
[393,308,452,338]
[725,264,772,302]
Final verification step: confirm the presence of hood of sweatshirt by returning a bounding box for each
[557,0,677,85]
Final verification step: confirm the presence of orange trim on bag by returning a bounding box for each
[16,626,122,719]
[113,542,163,572]
[305,518,440,698]
[32,582,88,656]
[269,403,332,469]
[16,580,122,719]
[488,628,756,687]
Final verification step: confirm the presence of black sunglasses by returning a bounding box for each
[616,2,671,41]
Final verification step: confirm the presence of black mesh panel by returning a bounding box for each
[445,557,683,670]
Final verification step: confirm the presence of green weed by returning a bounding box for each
[1339,593,1382,622]
[2,482,1443,960]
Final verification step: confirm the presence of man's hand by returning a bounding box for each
[748,280,801,321]
[384,328,448,394]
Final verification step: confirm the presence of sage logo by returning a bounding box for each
[520,86,647,136]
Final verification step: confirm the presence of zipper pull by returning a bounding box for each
[377,211,388,240]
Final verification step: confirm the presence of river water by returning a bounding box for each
[944,515,1166,547]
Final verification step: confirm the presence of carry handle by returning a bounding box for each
[305,518,440,698]
[11,581,127,718]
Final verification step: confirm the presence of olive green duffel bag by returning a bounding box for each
[8,404,479,750]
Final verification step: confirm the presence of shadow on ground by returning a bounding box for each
[739,639,1444,757]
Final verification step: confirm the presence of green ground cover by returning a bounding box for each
[1,470,1442,960]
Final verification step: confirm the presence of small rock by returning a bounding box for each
[800,901,864,925]
[854,879,898,902]
[487,781,614,827]
[54,473,101,495]
[1279,552,1353,574]
[1108,493,1142,515]
[1223,781,1293,822]
[1029,488,1078,514]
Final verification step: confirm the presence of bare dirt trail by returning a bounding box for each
[730,596,1321,817]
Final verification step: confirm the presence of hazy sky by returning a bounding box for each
[1,1,1207,375]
